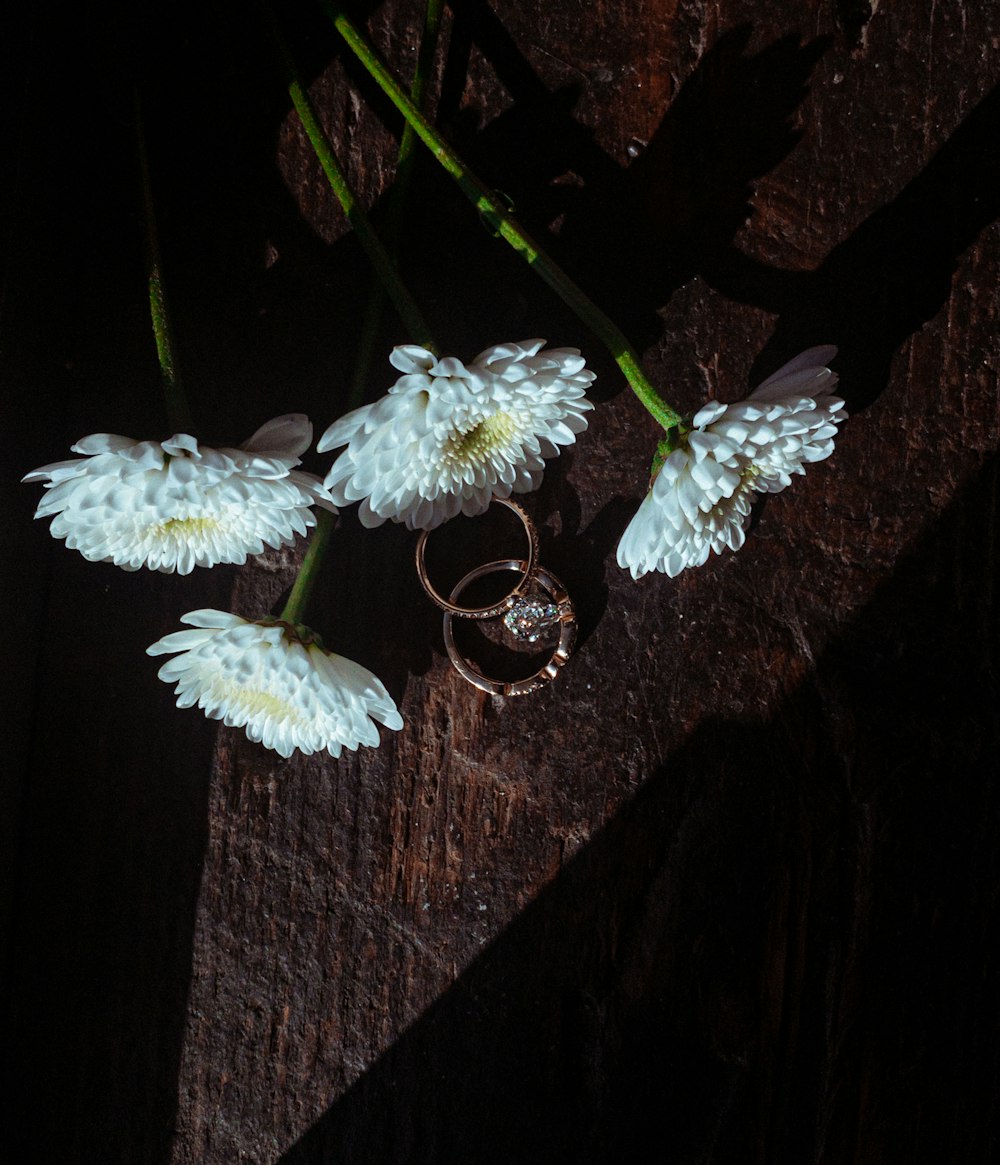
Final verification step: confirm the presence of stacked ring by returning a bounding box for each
[443,559,576,695]
[415,497,577,694]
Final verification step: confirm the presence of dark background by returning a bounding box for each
[2,1,998,1161]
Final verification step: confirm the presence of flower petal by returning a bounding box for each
[148,613,403,758]
[618,346,845,578]
[240,413,313,457]
[22,423,335,573]
[318,341,595,530]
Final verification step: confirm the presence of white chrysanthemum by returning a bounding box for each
[617,346,846,579]
[318,340,594,530]
[23,414,336,574]
[147,609,403,758]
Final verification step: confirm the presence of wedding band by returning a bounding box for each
[443,559,576,696]
[415,496,539,619]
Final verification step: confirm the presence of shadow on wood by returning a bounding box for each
[279,454,999,1165]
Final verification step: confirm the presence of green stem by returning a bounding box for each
[135,92,195,435]
[264,2,437,353]
[350,0,443,407]
[279,508,335,624]
[323,3,682,432]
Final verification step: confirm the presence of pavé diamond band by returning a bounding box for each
[415,497,577,693]
[415,496,539,619]
[443,560,577,696]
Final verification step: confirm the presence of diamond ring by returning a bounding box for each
[442,559,577,696]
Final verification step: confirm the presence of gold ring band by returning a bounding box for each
[414,496,539,619]
[443,559,576,696]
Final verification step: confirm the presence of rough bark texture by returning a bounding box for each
[3,0,999,1162]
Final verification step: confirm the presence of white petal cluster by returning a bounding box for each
[147,609,403,758]
[617,347,846,579]
[23,415,336,574]
[318,340,594,530]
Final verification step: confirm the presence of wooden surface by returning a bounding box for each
[3,0,1000,1161]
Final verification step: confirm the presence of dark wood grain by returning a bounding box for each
[3,1,999,1162]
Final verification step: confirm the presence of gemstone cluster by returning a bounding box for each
[503,595,561,643]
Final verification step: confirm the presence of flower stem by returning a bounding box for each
[135,91,195,435]
[263,2,437,354]
[323,3,682,432]
[279,508,335,624]
[349,0,443,408]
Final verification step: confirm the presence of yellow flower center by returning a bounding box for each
[447,412,519,462]
[150,516,223,539]
[226,686,305,724]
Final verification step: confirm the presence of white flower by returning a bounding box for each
[318,340,594,530]
[147,609,403,758]
[617,346,846,578]
[23,415,336,574]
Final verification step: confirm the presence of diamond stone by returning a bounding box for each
[504,595,561,643]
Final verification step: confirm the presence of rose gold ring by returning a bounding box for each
[415,496,539,619]
[443,559,577,696]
